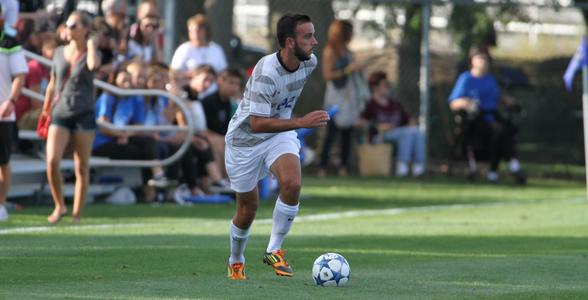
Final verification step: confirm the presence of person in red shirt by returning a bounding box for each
[16,37,57,130]
[360,71,425,177]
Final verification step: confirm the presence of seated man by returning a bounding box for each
[201,68,244,176]
[448,47,525,184]
[360,71,425,177]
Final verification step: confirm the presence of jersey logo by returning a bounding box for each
[277,96,295,111]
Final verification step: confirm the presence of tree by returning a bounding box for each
[205,0,235,64]
[267,0,335,114]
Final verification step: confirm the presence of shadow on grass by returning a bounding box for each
[1,234,587,299]
[5,175,584,224]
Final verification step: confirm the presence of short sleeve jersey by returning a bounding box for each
[225,52,317,147]
[0,48,28,121]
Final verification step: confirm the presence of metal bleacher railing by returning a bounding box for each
[20,49,195,168]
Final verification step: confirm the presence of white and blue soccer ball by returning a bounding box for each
[312,253,350,287]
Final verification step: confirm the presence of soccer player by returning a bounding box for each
[225,13,328,280]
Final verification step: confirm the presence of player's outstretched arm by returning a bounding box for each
[250,110,330,133]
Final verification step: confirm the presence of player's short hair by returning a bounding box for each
[368,71,387,92]
[276,13,312,48]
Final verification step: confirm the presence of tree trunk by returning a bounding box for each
[171,0,206,48]
[205,0,235,64]
[268,0,335,114]
[397,4,422,115]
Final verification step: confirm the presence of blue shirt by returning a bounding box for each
[93,93,146,149]
[448,71,500,122]
[144,96,172,137]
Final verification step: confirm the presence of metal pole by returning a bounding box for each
[163,0,177,64]
[582,63,588,199]
[419,0,431,163]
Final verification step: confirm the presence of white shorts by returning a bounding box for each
[225,131,300,193]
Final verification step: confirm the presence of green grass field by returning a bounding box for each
[1,176,588,299]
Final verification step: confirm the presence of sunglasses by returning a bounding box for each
[65,21,79,30]
[144,23,159,30]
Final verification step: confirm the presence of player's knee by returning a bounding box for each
[238,208,257,221]
[238,202,258,217]
[280,177,301,195]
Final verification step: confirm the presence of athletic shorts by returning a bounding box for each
[225,131,300,193]
[51,111,96,133]
[0,122,14,165]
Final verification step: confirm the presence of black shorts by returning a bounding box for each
[0,122,14,165]
[51,111,97,133]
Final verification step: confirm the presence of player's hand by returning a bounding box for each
[300,110,330,128]
[0,100,14,118]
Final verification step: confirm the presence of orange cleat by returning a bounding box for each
[227,262,247,280]
[263,249,293,277]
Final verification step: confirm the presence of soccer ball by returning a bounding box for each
[312,253,350,287]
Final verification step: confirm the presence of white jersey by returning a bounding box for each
[226,52,317,147]
[0,48,28,122]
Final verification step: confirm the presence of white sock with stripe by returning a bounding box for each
[266,198,299,253]
[229,222,249,265]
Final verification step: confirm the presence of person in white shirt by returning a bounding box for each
[0,3,28,221]
[170,14,227,88]
[225,13,328,280]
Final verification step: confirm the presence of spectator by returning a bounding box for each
[170,65,229,194]
[170,14,227,86]
[16,36,57,130]
[128,0,162,63]
[127,15,161,63]
[318,19,364,177]
[92,69,174,202]
[0,1,28,221]
[448,47,525,184]
[135,0,160,21]
[361,71,425,177]
[42,11,99,224]
[201,68,244,176]
[124,60,147,89]
[179,64,217,133]
[100,0,128,63]
[93,17,119,82]
[144,64,204,198]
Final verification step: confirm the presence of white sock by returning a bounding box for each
[509,159,521,173]
[266,198,299,253]
[229,222,249,265]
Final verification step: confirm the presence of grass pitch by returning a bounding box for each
[1,176,587,299]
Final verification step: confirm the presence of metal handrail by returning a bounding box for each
[21,49,195,168]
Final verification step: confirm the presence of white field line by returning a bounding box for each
[0,223,147,235]
[1,197,585,235]
[257,196,587,224]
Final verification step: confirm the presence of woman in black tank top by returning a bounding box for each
[42,10,101,224]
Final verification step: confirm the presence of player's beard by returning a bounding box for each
[294,43,312,61]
